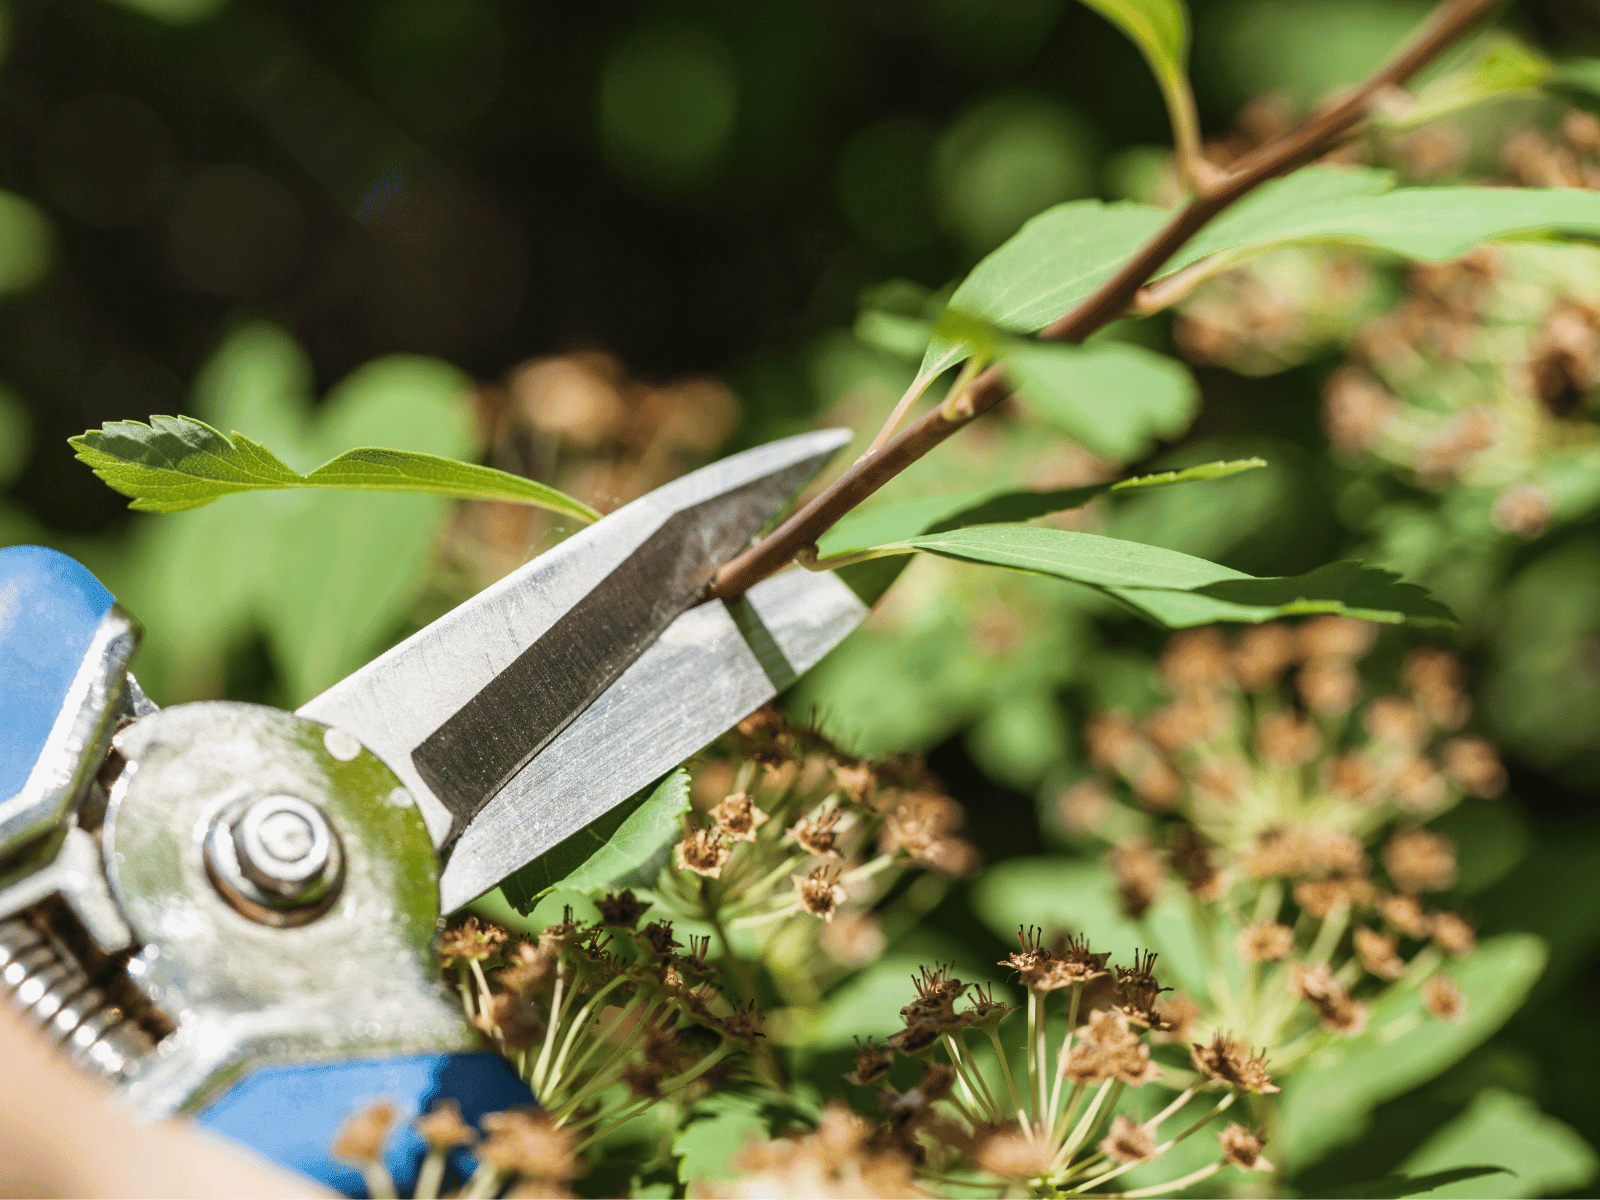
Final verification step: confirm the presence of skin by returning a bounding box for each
[0,1009,325,1199]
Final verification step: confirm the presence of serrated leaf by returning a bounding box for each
[1003,341,1198,459]
[816,458,1265,560]
[892,526,1454,626]
[1397,1089,1596,1198]
[70,414,599,522]
[501,770,691,913]
[1277,934,1548,1170]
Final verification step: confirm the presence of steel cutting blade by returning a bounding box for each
[297,429,855,855]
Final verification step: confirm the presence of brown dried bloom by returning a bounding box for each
[1153,993,1202,1043]
[1378,892,1431,939]
[1299,616,1377,661]
[476,990,546,1051]
[1111,838,1165,919]
[880,792,979,878]
[1190,1034,1279,1093]
[478,1110,579,1182]
[1114,949,1173,1031]
[1234,622,1301,689]
[674,827,731,879]
[1294,961,1369,1035]
[1442,737,1507,797]
[1160,628,1235,692]
[415,1100,476,1152]
[1365,697,1426,748]
[438,916,508,965]
[1218,1122,1273,1172]
[1393,758,1448,814]
[1169,824,1222,900]
[1057,779,1113,834]
[333,1100,397,1163]
[1424,974,1467,1022]
[1384,827,1457,893]
[1324,366,1399,455]
[1430,911,1476,956]
[1326,754,1380,804]
[1076,1009,1162,1086]
[1294,875,1376,919]
[1257,712,1319,767]
[709,792,770,843]
[1101,1114,1158,1165]
[845,1037,894,1087]
[710,1103,923,1199]
[638,919,682,957]
[792,865,847,923]
[1353,927,1407,980]
[831,761,877,803]
[978,1130,1058,1182]
[792,808,845,858]
[820,908,886,967]
[1298,659,1361,716]
[1493,483,1555,539]
[595,889,649,930]
[1237,921,1295,963]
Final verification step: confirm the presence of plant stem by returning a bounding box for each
[1100,1159,1224,1198]
[706,0,1501,602]
[988,1028,1032,1135]
[414,1149,447,1200]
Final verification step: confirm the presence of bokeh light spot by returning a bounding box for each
[0,384,32,489]
[836,119,939,256]
[38,92,175,228]
[597,19,738,191]
[166,165,305,299]
[96,0,226,24]
[0,190,51,297]
[923,0,1065,73]
[933,93,1095,254]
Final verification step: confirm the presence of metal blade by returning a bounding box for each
[437,565,867,912]
[298,429,852,849]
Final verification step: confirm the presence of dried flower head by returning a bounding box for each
[1100,1114,1157,1164]
[845,1037,895,1087]
[1298,658,1361,716]
[1423,974,1467,1022]
[333,1099,397,1163]
[1294,961,1369,1035]
[1430,911,1477,955]
[1384,827,1458,893]
[792,865,848,922]
[1237,921,1295,963]
[977,1130,1058,1182]
[439,916,508,965]
[478,1110,579,1182]
[1354,927,1408,980]
[1257,712,1319,766]
[1299,617,1377,660]
[674,827,731,879]
[595,889,649,929]
[415,1100,477,1152]
[1218,1122,1273,1172]
[1110,839,1165,919]
[1234,622,1301,689]
[792,808,845,858]
[1442,737,1507,797]
[1191,1033,1280,1093]
[709,792,770,843]
[1378,891,1431,939]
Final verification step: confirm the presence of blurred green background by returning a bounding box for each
[4,0,1600,1195]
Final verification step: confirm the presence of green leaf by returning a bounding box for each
[893,526,1455,626]
[70,413,599,522]
[1003,341,1198,460]
[1381,37,1551,130]
[1076,0,1195,163]
[815,459,1265,560]
[1323,1167,1514,1199]
[501,770,691,913]
[1277,935,1548,1170]
[1547,58,1600,116]
[1399,1089,1596,1198]
[675,1092,814,1185]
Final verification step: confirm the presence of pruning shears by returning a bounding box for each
[0,430,865,1194]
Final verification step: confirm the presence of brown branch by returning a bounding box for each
[709,0,1502,602]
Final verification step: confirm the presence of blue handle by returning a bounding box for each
[195,1052,534,1197]
[0,544,116,804]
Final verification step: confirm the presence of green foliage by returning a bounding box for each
[501,770,690,912]
[892,525,1454,626]
[1398,1089,1596,1198]
[1003,340,1198,459]
[1382,36,1550,129]
[1548,58,1600,116]
[1075,0,1194,157]
[1322,1167,1512,1199]
[71,414,598,520]
[1277,934,1548,1170]
[816,458,1265,558]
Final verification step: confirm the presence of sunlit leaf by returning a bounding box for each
[1396,1088,1596,1198]
[816,459,1265,559]
[70,413,599,521]
[501,770,691,912]
[1077,0,1195,162]
[1277,934,1548,1170]
[1323,1167,1513,1199]
[1003,340,1198,459]
[1547,57,1600,116]
[1380,36,1551,129]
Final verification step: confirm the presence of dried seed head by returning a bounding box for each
[1114,949,1173,1030]
[1324,366,1399,455]
[978,1130,1057,1181]
[476,990,546,1051]
[717,999,765,1043]
[674,827,731,879]
[439,916,508,965]
[845,1037,895,1087]
[1293,961,1369,1035]
[1442,737,1506,797]
[1365,697,1426,748]
[1325,754,1380,803]
[831,760,876,802]
[1145,690,1233,753]
[709,792,769,843]
[1237,921,1295,963]
[478,1110,579,1181]
[595,889,649,930]
[1168,824,1223,901]
[792,865,848,923]
[886,1019,943,1056]
[1299,616,1377,661]
[1392,758,1448,815]
[1100,1114,1158,1164]
[1218,1122,1273,1172]
[1403,649,1470,729]
[333,1100,397,1163]
[820,908,886,967]
[1298,659,1361,716]
[1153,993,1202,1043]
[1111,839,1165,919]
[1294,875,1376,919]
[1378,891,1431,939]
[1190,1034,1279,1093]
[1430,911,1476,955]
[1057,779,1113,834]
[1384,828,1458,893]
[1493,483,1556,539]
[1354,927,1407,980]
[902,964,968,1023]
[1160,629,1235,693]
[415,1100,477,1152]
[1423,974,1467,1022]
[792,808,845,858]
[1234,623,1301,690]
[638,920,681,957]
[1257,712,1319,767]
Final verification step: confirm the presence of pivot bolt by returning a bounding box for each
[205,794,343,924]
